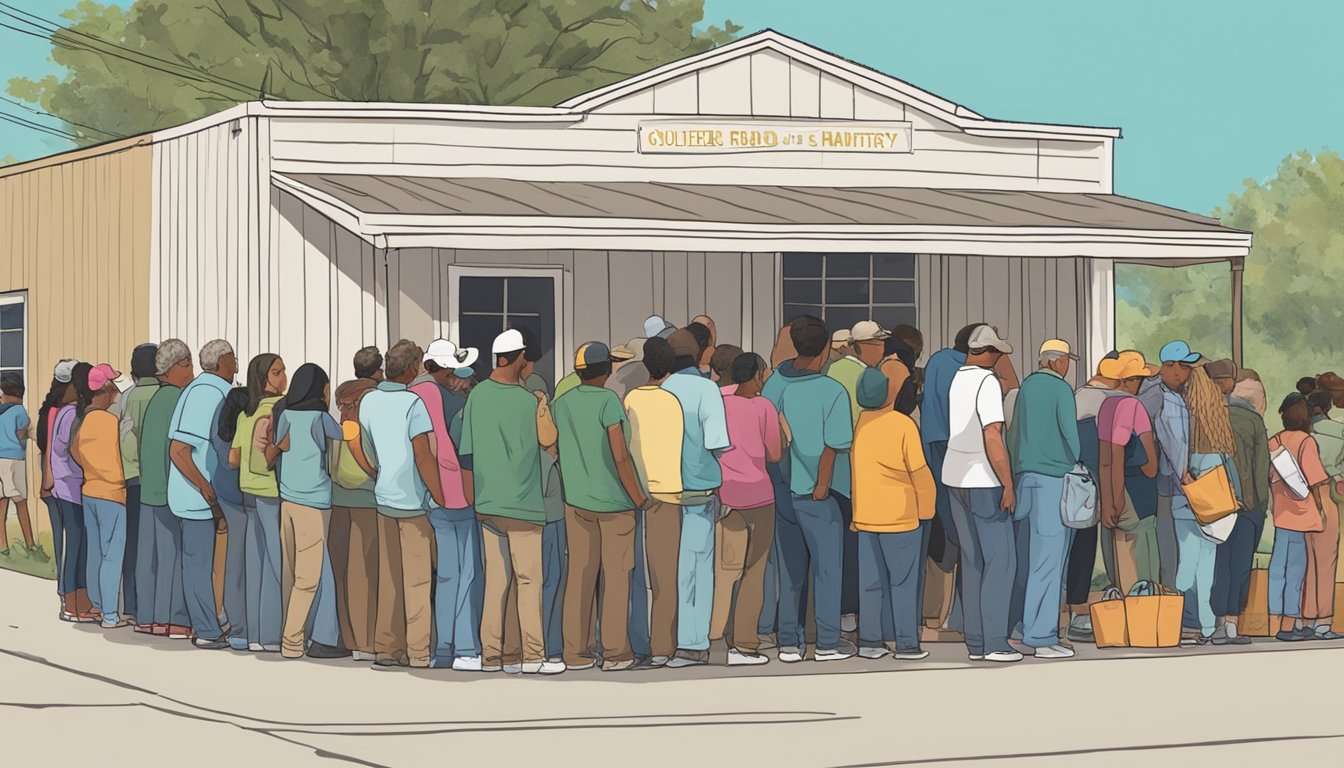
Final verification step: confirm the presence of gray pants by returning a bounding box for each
[135,495,159,625]
[149,504,189,627]
[181,517,223,639]
[218,498,249,647]
[1156,495,1180,589]
[857,528,923,651]
[947,486,1015,656]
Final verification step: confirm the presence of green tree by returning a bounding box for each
[7,0,739,143]
[1118,150,1344,403]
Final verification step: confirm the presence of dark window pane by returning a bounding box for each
[0,331,21,367]
[506,277,553,313]
[874,305,918,329]
[459,277,503,314]
[825,306,869,335]
[873,253,916,278]
[459,315,503,379]
[782,280,822,304]
[782,304,822,324]
[825,253,869,278]
[782,253,823,278]
[0,304,21,330]
[873,280,916,304]
[825,280,870,305]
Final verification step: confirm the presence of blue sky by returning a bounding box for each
[2,0,1340,214]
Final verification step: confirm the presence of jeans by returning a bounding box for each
[134,489,157,624]
[307,541,342,648]
[834,492,859,617]
[1065,523,1098,606]
[1211,510,1266,617]
[947,486,1014,656]
[180,517,223,639]
[1009,473,1070,648]
[677,500,717,652]
[83,498,127,626]
[244,494,283,648]
[43,497,64,595]
[1156,495,1180,588]
[857,528,923,651]
[54,497,88,596]
[217,497,249,647]
[777,494,845,651]
[428,507,483,661]
[1173,509,1217,635]
[122,483,140,620]
[543,517,567,660]
[1268,528,1308,618]
[149,504,188,627]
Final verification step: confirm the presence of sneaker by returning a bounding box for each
[985,650,1024,663]
[727,648,770,666]
[228,637,250,651]
[261,644,281,653]
[306,642,351,660]
[1275,630,1306,642]
[892,649,930,661]
[566,659,597,671]
[503,663,523,675]
[645,655,671,668]
[815,642,856,662]
[521,660,566,675]
[1210,625,1231,646]
[452,656,483,672]
[167,625,193,640]
[248,642,264,652]
[101,618,132,629]
[778,646,805,663]
[1033,644,1075,660]
[1314,629,1344,641]
[968,653,986,661]
[665,651,708,668]
[1296,627,1322,641]
[374,658,408,667]
[602,659,636,672]
[482,664,503,673]
[1065,614,1094,643]
[857,646,890,660]
[193,636,229,650]
[840,614,858,633]
[352,651,377,662]
[1227,635,1252,645]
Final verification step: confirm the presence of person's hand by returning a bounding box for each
[812,484,829,502]
[1100,500,1121,529]
[199,483,217,508]
[1000,486,1016,513]
[1182,472,1195,486]
[212,505,227,534]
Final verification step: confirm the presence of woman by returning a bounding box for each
[71,363,130,628]
[230,353,286,653]
[1177,366,1241,643]
[36,362,88,620]
[49,362,95,622]
[330,378,379,662]
[215,386,251,650]
[273,363,346,659]
[1268,393,1332,641]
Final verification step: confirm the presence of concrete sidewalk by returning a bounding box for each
[2,568,1342,767]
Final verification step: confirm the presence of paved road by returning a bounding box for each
[2,568,1342,767]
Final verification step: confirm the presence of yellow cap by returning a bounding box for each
[1039,339,1079,360]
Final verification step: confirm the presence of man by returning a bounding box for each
[142,340,193,638]
[691,315,718,349]
[828,330,851,366]
[709,344,743,387]
[685,321,716,379]
[166,339,237,649]
[944,325,1019,663]
[1304,388,1343,639]
[518,352,564,665]
[1138,340,1200,588]
[1209,359,1270,644]
[119,344,160,632]
[360,340,446,669]
[623,337,684,667]
[411,339,481,671]
[0,372,33,556]
[555,344,634,400]
[354,346,385,381]
[762,315,857,663]
[459,329,563,674]
[553,342,650,671]
[659,329,730,667]
[1005,340,1080,660]
[607,337,649,402]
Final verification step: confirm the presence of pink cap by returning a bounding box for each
[87,363,121,391]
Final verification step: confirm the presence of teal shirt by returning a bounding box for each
[1006,368,1080,478]
[139,385,182,508]
[358,382,434,517]
[276,410,343,509]
[167,373,232,519]
[825,356,864,498]
[762,361,854,498]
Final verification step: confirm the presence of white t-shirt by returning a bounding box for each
[943,366,1005,488]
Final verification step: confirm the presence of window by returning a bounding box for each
[782,253,917,332]
[0,292,24,386]
[448,268,562,394]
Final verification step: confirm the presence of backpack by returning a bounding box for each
[1269,434,1311,500]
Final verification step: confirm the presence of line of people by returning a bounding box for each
[23,313,1342,673]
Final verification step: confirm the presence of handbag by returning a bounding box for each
[1090,587,1128,648]
[1181,462,1239,524]
[1060,463,1099,529]
[1124,580,1183,648]
[1269,436,1311,500]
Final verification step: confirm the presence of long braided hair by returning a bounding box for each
[1185,366,1235,454]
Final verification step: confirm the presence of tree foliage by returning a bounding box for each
[7,0,739,143]
[1118,150,1344,404]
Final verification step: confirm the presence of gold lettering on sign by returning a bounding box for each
[638,121,913,155]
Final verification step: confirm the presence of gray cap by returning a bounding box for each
[53,359,77,384]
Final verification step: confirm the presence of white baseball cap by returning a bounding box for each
[643,315,676,339]
[53,359,77,384]
[849,320,891,343]
[966,325,1013,354]
[424,338,480,370]
[492,329,526,356]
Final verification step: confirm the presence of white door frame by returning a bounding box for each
[445,264,568,386]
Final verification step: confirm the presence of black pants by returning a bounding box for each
[123,482,140,619]
[1210,510,1266,617]
[1065,524,1098,606]
[834,492,859,617]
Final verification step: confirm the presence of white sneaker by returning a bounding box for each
[665,653,708,668]
[248,642,264,652]
[452,656,483,672]
[352,651,376,662]
[815,645,856,662]
[841,614,858,633]
[1033,644,1075,660]
[519,660,565,675]
[857,646,890,659]
[482,664,502,673]
[503,663,523,674]
[968,653,985,661]
[261,644,281,653]
[985,650,1024,663]
[727,648,770,666]
[892,649,930,660]
[566,660,596,671]
[646,655,670,668]
[778,646,805,663]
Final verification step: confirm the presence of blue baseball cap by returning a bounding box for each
[1158,340,1202,365]
[452,367,474,379]
[574,341,613,370]
[856,367,890,409]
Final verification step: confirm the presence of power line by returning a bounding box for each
[0,94,121,139]
[0,110,80,140]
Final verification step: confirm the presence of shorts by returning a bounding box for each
[0,458,26,499]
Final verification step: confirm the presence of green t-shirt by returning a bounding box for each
[138,385,182,507]
[825,356,865,498]
[232,396,281,498]
[459,380,545,523]
[554,372,581,401]
[553,385,634,513]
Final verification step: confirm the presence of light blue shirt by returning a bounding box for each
[0,403,28,460]
[661,367,730,492]
[763,361,854,498]
[357,381,434,516]
[167,373,232,519]
[276,410,343,509]
[1148,382,1190,498]
[921,348,968,445]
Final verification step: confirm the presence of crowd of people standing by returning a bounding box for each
[5,309,1341,674]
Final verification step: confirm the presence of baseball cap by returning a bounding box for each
[966,325,1013,354]
[831,329,852,346]
[850,320,891,343]
[452,367,474,379]
[668,329,700,359]
[643,315,676,339]
[610,343,636,362]
[1205,358,1237,380]
[53,359,77,384]
[1039,339,1079,360]
[1098,350,1158,381]
[1158,340,1201,365]
[575,342,613,370]
[491,329,526,356]
[424,338,480,370]
[856,367,890,409]
[87,363,121,391]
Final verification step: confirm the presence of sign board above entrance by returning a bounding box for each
[638,120,914,155]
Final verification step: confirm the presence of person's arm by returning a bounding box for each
[458,397,475,507]
[764,404,783,464]
[535,392,558,450]
[701,385,731,457]
[993,353,1020,392]
[609,422,648,510]
[344,422,378,479]
[906,429,937,520]
[412,433,445,508]
[170,440,217,507]
[983,422,1015,511]
[1100,441,1125,528]
[274,413,292,453]
[1138,432,1159,478]
[1153,402,1189,483]
[1251,422,1270,510]
[1059,386,1081,464]
[813,445,837,501]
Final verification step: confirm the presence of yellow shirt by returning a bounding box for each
[73,409,127,504]
[624,386,685,504]
[232,396,281,498]
[851,410,936,533]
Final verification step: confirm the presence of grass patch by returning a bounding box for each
[1,518,56,579]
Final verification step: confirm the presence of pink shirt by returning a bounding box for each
[719,394,781,509]
[410,381,469,509]
[1098,394,1152,446]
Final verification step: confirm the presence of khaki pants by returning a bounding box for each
[1304,495,1340,621]
[480,515,546,665]
[643,500,683,658]
[563,506,636,665]
[280,502,329,657]
[1101,495,1159,595]
[375,514,433,667]
[710,504,775,652]
[330,506,379,655]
